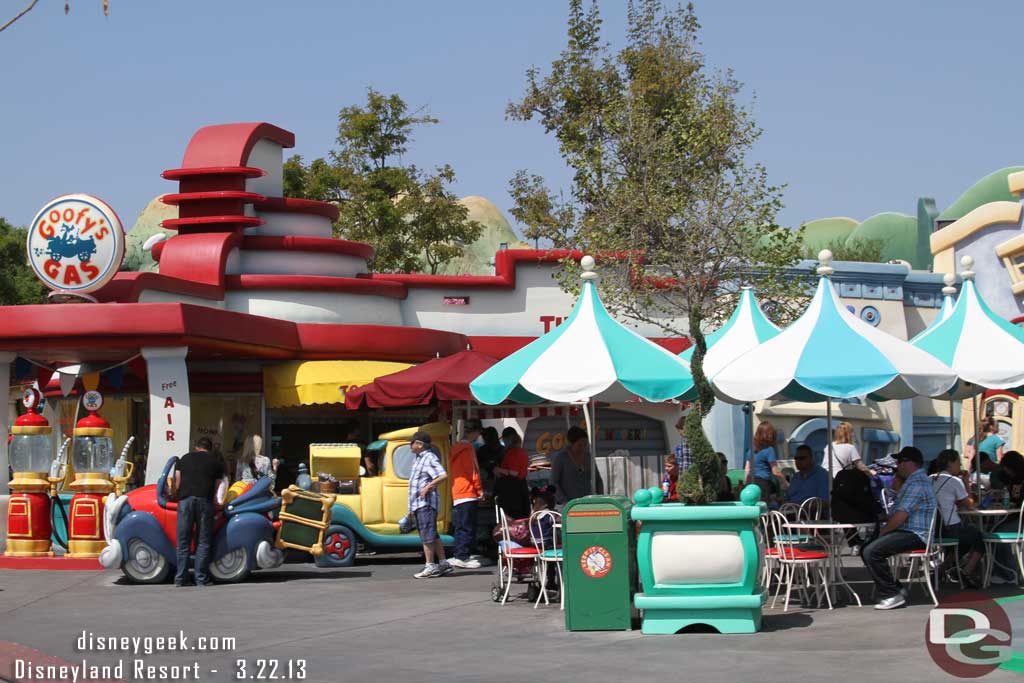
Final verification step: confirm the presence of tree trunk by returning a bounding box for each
[678,306,722,504]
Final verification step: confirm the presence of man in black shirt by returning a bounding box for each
[174,436,225,586]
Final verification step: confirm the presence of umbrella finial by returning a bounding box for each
[959,255,976,281]
[942,272,957,296]
[580,254,598,281]
[816,249,834,277]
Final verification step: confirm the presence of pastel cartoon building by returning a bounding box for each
[3,121,1017,530]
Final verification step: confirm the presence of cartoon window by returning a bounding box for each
[391,444,415,480]
[995,235,1024,295]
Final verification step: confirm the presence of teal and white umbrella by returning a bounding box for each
[908,272,959,447]
[679,285,780,399]
[470,256,694,405]
[913,257,1024,393]
[679,286,780,465]
[712,251,958,477]
[913,256,1024,480]
[713,252,957,404]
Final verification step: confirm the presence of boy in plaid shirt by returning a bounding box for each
[407,431,452,579]
[861,447,936,609]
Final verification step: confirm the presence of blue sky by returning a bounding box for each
[1,1,1021,236]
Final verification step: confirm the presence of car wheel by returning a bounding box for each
[316,525,356,567]
[122,538,171,584]
[210,547,250,583]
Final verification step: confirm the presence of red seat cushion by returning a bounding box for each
[506,547,540,556]
[776,548,828,561]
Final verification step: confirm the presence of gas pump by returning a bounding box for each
[65,390,116,558]
[6,388,54,557]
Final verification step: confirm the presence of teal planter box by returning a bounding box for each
[630,485,767,634]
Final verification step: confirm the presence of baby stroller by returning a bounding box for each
[491,506,543,604]
[831,466,883,552]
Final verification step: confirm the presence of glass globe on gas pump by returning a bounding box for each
[5,388,55,557]
[66,390,116,558]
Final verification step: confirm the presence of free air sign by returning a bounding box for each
[26,193,125,294]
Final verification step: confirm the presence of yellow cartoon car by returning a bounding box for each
[308,421,454,566]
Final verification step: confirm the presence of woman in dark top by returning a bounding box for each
[494,428,530,518]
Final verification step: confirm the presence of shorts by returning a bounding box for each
[415,507,439,544]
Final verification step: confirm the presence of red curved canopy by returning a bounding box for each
[345,350,497,409]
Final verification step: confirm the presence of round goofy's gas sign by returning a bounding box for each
[26,193,125,294]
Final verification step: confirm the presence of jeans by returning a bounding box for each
[175,496,214,585]
[861,530,924,599]
[452,500,477,561]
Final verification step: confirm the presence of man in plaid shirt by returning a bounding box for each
[407,431,452,579]
[674,415,693,471]
[861,447,936,609]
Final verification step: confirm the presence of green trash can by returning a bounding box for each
[562,495,636,631]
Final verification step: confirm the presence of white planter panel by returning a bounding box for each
[651,530,744,584]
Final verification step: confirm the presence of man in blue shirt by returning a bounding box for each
[861,447,936,610]
[785,445,830,504]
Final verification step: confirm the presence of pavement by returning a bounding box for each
[1,555,1022,683]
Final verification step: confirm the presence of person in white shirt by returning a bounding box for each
[929,449,983,586]
[825,421,872,478]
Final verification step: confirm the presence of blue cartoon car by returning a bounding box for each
[98,457,284,583]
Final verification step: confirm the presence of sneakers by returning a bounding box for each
[874,594,907,610]
[438,561,454,576]
[990,573,1016,585]
[448,558,482,569]
[414,564,442,579]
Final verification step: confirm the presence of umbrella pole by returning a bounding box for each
[949,399,955,450]
[746,403,754,468]
[826,399,834,479]
[972,389,981,492]
[583,399,597,496]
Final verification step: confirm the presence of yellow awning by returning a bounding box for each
[263,360,413,408]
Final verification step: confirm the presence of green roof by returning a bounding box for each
[848,212,918,262]
[801,217,858,251]
[938,166,1024,221]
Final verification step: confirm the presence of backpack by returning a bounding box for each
[831,468,882,523]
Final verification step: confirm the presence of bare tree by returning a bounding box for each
[1,0,108,34]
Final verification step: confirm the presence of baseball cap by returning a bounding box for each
[411,430,432,445]
[464,418,483,432]
[895,446,924,466]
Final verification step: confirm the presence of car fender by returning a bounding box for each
[329,503,455,550]
[213,513,274,570]
[114,511,177,568]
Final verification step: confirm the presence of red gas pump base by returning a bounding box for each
[0,555,103,570]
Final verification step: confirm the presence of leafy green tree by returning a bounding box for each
[508,0,806,503]
[803,236,886,263]
[0,218,48,305]
[284,90,483,274]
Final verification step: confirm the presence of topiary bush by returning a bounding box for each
[677,311,722,504]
